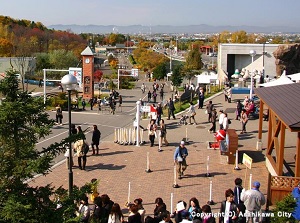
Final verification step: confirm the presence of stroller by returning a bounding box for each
[178,114,189,125]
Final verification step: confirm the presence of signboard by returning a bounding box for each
[131,68,139,77]
[140,106,150,112]
[69,67,82,86]
[242,153,253,169]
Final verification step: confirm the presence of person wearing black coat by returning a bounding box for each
[91,125,101,155]
[219,189,237,223]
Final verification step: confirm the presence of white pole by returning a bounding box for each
[127,182,131,203]
[128,128,131,144]
[185,128,188,142]
[173,165,177,185]
[207,156,209,175]
[158,133,161,151]
[249,174,252,190]
[147,152,150,170]
[136,101,141,146]
[43,69,46,105]
[118,128,120,144]
[234,149,240,170]
[140,128,144,144]
[118,69,120,90]
[209,180,213,201]
[114,128,117,143]
[170,193,174,214]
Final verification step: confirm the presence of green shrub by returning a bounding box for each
[271,194,296,223]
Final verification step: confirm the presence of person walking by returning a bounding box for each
[167,98,176,120]
[219,189,237,223]
[74,126,87,170]
[82,99,86,110]
[241,181,266,223]
[156,103,163,125]
[208,108,217,133]
[153,90,157,103]
[89,97,94,110]
[148,90,152,102]
[55,104,63,125]
[91,125,101,155]
[159,119,168,150]
[198,89,205,109]
[222,113,229,131]
[119,95,123,111]
[205,101,214,123]
[187,102,197,125]
[160,88,164,101]
[141,83,146,93]
[240,109,248,134]
[147,120,157,147]
[218,110,225,130]
[234,178,244,205]
[236,100,243,120]
[174,141,188,179]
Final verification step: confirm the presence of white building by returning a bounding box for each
[217,43,280,81]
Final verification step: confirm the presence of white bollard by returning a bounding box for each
[128,128,131,145]
[173,165,179,188]
[140,128,144,144]
[145,152,152,172]
[249,174,252,190]
[114,128,117,143]
[117,128,120,144]
[234,149,241,170]
[207,180,215,205]
[170,193,174,214]
[136,101,141,147]
[186,128,188,142]
[205,156,211,177]
[128,182,131,204]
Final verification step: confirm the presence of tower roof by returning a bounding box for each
[81,46,94,56]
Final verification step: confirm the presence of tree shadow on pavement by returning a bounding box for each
[86,163,126,171]
[240,150,265,163]
[98,150,134,156]
[184,172,228,178]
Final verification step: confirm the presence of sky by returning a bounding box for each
[0,0,299,29]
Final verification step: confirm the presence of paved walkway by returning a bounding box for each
[30,89,274,218]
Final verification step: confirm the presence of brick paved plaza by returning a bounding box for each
[30,91,273,218]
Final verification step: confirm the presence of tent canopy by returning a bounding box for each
[259,70,294,87]
[288,73,300,82]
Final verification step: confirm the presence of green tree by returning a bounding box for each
[170,64,183,88]
[153,62,168,80]
[49,49,78,70]
[0,70,92,222]
[182,48,202,83]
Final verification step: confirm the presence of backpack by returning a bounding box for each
[81,141,89,155]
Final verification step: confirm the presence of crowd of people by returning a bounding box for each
[64,124,102,170]
[71,177,268,223]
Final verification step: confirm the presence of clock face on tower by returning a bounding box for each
[85,58,90,64]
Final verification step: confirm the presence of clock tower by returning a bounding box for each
[81,46,94,100]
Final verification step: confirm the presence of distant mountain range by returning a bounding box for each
[48,24,300,34]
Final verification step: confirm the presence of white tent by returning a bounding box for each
[259,70,294,87]
[197,71,218,84]
[288,73,300,82]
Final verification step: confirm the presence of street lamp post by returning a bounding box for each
[249,50,256,99]
[61,74,78,195]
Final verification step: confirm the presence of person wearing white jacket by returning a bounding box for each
[241,181,266,223]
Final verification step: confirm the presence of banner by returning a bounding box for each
[69,67,82,86]
[242,153,253,169]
